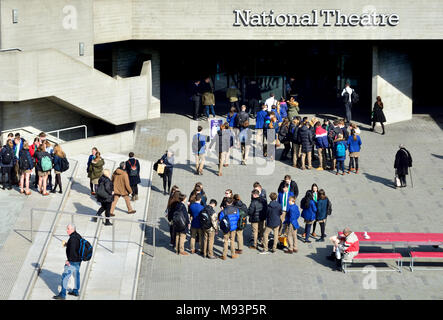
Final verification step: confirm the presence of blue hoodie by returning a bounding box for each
[189,202,204,229]
[226,112,237,128]
[284,204,300,229]
[301,199,317,221]
[347,135,362,153]
[255,110,268,129]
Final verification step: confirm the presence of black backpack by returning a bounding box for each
[96,182,109,200]
[173,208,186,232]
[220,213,231,234]
[2,148,13,165]
[351,90,359,104]
[78,238,93,261]
[60,157,69,172]
[19,154,31,170]
[199,207,213,230]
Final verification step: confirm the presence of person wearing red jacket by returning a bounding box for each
[328,227,359,271]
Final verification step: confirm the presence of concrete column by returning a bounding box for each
[372,45,412,124]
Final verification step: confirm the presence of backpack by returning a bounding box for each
[2,148,13,165]
[96,181,109,200]
[78,238,93,261]
[220,213,231,234]
[237,209,248,230]
[128,159,138,177]
[199,207,214,230]
[60,157,69,172]
[19,154,31,170]
[172,208,186,232]
[41,155,53,172]
[351,90,359,104]
[336,143,346,157]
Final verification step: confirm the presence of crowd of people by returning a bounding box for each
[0,131,69,196]
[162,175,346,264]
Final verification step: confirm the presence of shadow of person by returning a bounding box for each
[363,173,397,189]
[73,202,98,216]
[431,153,443,160]
[70,180,93,196]
[31,263,62,295]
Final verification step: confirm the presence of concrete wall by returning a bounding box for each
[1,0,94,66]
[93,0,132,44]
[372,45,412,124]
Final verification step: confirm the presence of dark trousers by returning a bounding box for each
[170,224,176,245]
[304,223,312,241]
[281,142,291,160]
[131,184,138,196]
[53,173,62,192]
[47,173,53,188]
[336,160,345,173]
[192,98,201,120]
[349,157,359,170]
[90,182,94,193]
[97,201,112,223]
[34,167,39,187]
[1,167,12,188]
[312,220,326,238]
[399,174,407,187]
[372,122,385,133]
[162,171,172,193]
[249,99,259,116]
[344,102,352,123]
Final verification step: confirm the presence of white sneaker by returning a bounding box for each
[259,251,269,255]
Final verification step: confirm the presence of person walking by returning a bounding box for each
[87,147,98,195]
[334,133,347,175]
[34,144,52,196]
[218,197,240,260]
[87,151,104,195]
[239,120,252,165]
[52,224,82,299]
[0,139,17,190]
[201,199,218,259]
[166,186,180,247]
[51,144,67,194]
[192,126,208,175]
[188,193,205,255]
[94,169,114,226]
[110,162,136,216]
[371,96,386,135]
[216,123,233,176]
[248,189,267,250]
[312,189,332,242]
[283,196,300,254]
[174,193,190,255]
[260,192,282,254]
[160,150,175,194]
[201,77,216,118]
[125,152,141,201]
[346,129,362,174]
[341,82,357,124]
[233,194,248,255]
[300,190,317,243]
[394,144,413,188]
[18,141,34,195]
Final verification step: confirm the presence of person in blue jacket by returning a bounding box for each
[218,197,240,260]
[260,192,282,254]
[300,190,317,243]
[313,189,332,242]
[334,133,347,175]
[188,193,205,255]
[346,129,362,174]
[284,196,300,253]
[255,105,269,156]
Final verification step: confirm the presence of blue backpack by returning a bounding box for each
[79,238,93,261]
[336,143,346,157]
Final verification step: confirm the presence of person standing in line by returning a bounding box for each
[394,144,413,188]
[166,186,180,247]
[260,192,282,254]
[125,152,141,200]
[226,84,241,113]
[341,82,356,124]
[201,77,216,118]
[0,139,17,190]
[314,121,329,171]
[300,190,317,243]
[313,189,332,242]
[246,80,261,118]
[248,189,267,250]
[53,224,82,299]
[192,126,208,175]
[298,118,313,170]
[283,196,300,254]
[201,199,218,259]
[370,96,386,135]
[110,162,136,216]
[88,151,104,194]
[287,96,300,120]
[188,193,204,255]
[290,117,301,168]
[87,147,98,195]
[218,197,240,260]
[51,144,67,194]
[226,107,239,145]
[190,79,201,121]
[94,169,114,226]
[174,193,190,256]
[278,118,291,161]
[34,144,52,196]
[239,120,252,165]
[334,133,347,176]
[233,194,248,255]
[277,184,294,236]
[265,93,277,112]
[160,150,174,194]
[45,140,54,191]
[18,141,34,195]
[255,104,268,157]
[12,133,25,186]
[279,97,288,119]
[347,129,362,174]
[29,137,41,189]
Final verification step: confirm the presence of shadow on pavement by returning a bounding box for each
[431,153,443,160]
[362,173,397,189]
[32,263,60,296]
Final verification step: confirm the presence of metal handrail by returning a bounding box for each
[47,125,88,140]
[132,162,154,300]
[1,127,61,145]
[24,158,79,300]
[0,48,22,52]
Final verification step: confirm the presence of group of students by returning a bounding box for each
[0,131,69,196]
[164,175,333,259]
[86,148,140,225]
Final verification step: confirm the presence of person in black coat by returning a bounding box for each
[160,150,174,195]
[260,192,282,254]
[94,170,114,225]
[248,189,268,249]
[298,119,313,170]
[394,145,412,187]
[190,80,202,120]
[246,80,261,118]
[174,193,190,255]
[371,96,387,135]
[125,152,141,201]
[277,175,299,199]
[0,139,17,190]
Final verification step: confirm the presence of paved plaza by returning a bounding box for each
[136,112,443,300]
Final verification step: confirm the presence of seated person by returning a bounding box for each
[328,227,359,271]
